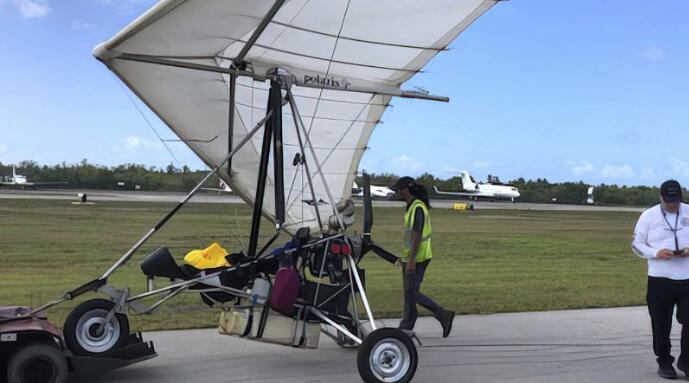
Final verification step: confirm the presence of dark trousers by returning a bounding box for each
[399,260,445,330]
[647,276,689,367]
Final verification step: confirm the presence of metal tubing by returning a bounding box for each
[270,80,285,226]
[114,54,449,102]
[309,308,362,345]
[248,96,274,258]
[141,286,188,314]
[233,0,286,65]
[316,284,351,310]
[347,252,362,336]
[101,111,272,279]
[286,87,346,231]
[22,297,69,319]
[227,73,236,172]
[286,91,323,229]
[348,254,376,330]
[312,242,330,307]
[128,274,249,303]
[257,230,281,258]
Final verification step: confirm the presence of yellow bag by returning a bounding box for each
[184,242,230,269]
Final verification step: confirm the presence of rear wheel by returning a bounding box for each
[7,343,68,383]
[63,298,129,356]
[357,328,417,383]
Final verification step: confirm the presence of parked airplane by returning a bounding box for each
[0,165,67,189]
[434,170,520,202]
[202,179,233,193]
[352,181,395,199]
[587,186,595,204]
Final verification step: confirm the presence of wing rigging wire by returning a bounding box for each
[309,94,375,180]
[304,0,352,138]
[111,73,180,165]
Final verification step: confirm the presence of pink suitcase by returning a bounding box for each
[271,266,300,316]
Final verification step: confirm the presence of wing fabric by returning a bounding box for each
[95,0,498,232]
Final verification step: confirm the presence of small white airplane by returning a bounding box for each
[0,165,67,189]
[352,181,395,199]
[201,179,233,193]
[587,186,595,205]
[434,170,520,202]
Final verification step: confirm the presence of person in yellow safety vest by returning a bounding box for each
[390,176,455,337]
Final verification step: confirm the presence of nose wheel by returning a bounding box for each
[357,328,418,383]
[63,299,129,356]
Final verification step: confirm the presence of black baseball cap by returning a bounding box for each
[660,180,683,203]
[390,176,415,191]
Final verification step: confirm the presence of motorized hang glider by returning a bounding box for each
[3,2,501,383]
[93,0,500,241]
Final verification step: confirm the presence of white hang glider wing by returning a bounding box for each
[94,0,499,233]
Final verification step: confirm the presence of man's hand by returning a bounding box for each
[656,249,674,260]
[677,248,689,257]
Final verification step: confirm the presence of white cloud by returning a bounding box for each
[441,165,460,174]
[392,155,422,173]
[13,0,50,19]
[71,20,97,31]
[600,164,634,179]
[96,0,157,14]
[473,160,490,169]
[124,136,163,152]
[640,166,655,180]
[640,46,667,61]
[670,158,689,177]
[566,160,594,176]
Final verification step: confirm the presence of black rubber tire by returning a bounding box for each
[63,298,129,356]
[7,343,68,383]
[357,328,418,383]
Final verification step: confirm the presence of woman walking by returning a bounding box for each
[390,176,455,337]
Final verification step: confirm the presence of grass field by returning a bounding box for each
[0,199,647,331]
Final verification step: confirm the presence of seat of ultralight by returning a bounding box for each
[140,247,275,284]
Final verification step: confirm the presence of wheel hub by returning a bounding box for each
[369,338,411,382]
[75,308,121,353]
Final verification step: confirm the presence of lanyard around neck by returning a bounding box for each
[662,206,681,252]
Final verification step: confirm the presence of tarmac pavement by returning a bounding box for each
[70,306,674,383]
[0,189,644,212]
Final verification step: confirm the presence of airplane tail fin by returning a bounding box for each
[12,165,16,178]
[459,171,475,191]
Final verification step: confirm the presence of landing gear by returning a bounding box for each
[63,299,129,356]
[357,328,418,383]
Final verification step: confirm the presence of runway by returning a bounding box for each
[0,189,644,212]
[70,306,662,383]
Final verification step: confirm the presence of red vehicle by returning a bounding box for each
[1,306,155,383]
[1,307,67,383]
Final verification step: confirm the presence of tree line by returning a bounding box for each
[0,160,219,192]
[0,160,664,206]
[366,173,662,207]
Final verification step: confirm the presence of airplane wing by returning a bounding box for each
[433,185,494,197]
[0,182,68,187]
[201,187,232,193]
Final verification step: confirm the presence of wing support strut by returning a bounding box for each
[248,78,286,258]
[233,0,286,67]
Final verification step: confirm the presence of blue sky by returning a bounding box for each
[0,0,688,186]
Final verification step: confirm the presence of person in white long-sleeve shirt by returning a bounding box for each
[632,180,689,379]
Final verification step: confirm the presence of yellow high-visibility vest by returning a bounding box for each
[403,199,432,263]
